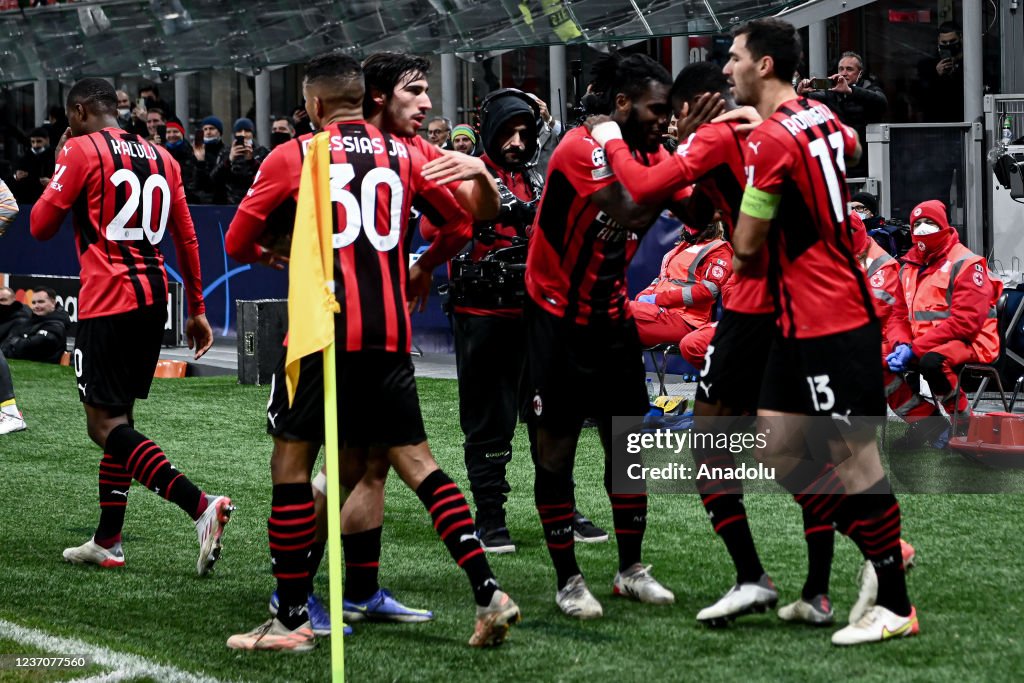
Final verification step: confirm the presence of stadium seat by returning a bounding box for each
[153,359,187,378]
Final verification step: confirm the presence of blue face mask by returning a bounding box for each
[165,140,184,149]
[203,136,220,145]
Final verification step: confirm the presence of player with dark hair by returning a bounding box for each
[589,59,797,625]
[226,51,445,637]
[227,52,520,651]
[29,78,230,577]
[527,52,679,619]
[725,17,918,645]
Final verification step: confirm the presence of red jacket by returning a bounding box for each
[864,240,900,331]
[636,237,732,329]
[888,232,1002,362]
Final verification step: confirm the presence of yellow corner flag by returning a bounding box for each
[286,131,345,679]
[286,131,340,404]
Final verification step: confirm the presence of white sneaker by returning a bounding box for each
[63,537,125,568]
[469,589,521,647]
[848,559,878,625]
[195,495,234,576]
[226,617,315,652]
[778,594,834,625]
[0,412,27,434]
[832,605,919,646]
[556,574,603,619]
[613,563,675,604]
[696,574,778,626]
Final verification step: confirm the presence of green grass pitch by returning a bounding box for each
[0,360,1022,682]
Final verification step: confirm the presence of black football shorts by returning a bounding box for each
[694,310,776,414]
[267,348,427,448]
[74,303,166,410]
[524,300,648,436]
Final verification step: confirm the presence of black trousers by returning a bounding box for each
[0,348,14,403]
[452,312,525,525]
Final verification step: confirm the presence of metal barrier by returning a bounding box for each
[865,122,985,254]
[985,95,1024,285]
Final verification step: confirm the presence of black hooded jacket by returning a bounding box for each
[0,306,70,363]
[0,300,30,344]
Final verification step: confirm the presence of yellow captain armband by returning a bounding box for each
[740,186,781,220]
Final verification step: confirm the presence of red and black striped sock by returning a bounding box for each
[535,465,579,590]
[269,483,316,628]
[695,449,764,583]
[785,463,844,600]
[800,506,835,600]
[95,453,132,548]
[308,540,326,590]
[342,527,382,602]
[838,482,911,617]
[106,424,203,520]
[415,469,497,607]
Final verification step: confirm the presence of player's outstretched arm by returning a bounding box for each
[421,149,500,220]
[185,313,214,359]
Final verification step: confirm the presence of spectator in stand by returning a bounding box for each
[270,117,295,149]
[798,51,886,176]
[0,287,70,364]
[42,106,69,148]
[162,121,199,203]
[11,128,55,204]
[146,108,166,144]
[426,116,452,149]
[527,93,563,176]
[914,22,965,122]
[292,104,315,136]
[0,285,30,345]
[191,116,227,204]
[849,191,911,257]
[138,82,172,117]
[212,117,269,204]
[450,124,478,155]
[115,90,148,137]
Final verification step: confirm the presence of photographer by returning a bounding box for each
[798,51,886,176]
[422,88,604,552]
[914,22,965,122]
[211,117,269,205]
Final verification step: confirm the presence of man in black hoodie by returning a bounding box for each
[1,287,70,364]
[437,88,606,552]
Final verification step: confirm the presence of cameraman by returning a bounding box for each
[422,89,603,552]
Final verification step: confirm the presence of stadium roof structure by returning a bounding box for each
[0,0,865,84]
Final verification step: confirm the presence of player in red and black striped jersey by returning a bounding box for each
[29,78,232,580]
[726,18,917,646]
[226,54,519,651]
[590,60,802,626]
[526,53,681,620]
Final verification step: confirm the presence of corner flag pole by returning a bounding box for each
[323,341,344,681]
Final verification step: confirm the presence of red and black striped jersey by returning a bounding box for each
[260,120,470,353]
[744,98,873,338]
[604,120,772,315]
[526,126,674,326]
[30,127,204,320]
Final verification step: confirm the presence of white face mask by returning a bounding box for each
[203,136,219,144]
[913,222,941,235]
[855,210,870,220]
[117,107,131,118]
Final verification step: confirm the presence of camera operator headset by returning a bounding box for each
[420,88,603,552]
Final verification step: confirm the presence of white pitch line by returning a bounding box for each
[69,672,135,683]
[0,619,237,683]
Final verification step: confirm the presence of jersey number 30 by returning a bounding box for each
[329,163,403,252]
[106,168,171,244]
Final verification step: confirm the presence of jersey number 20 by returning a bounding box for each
[106,168,171,244]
